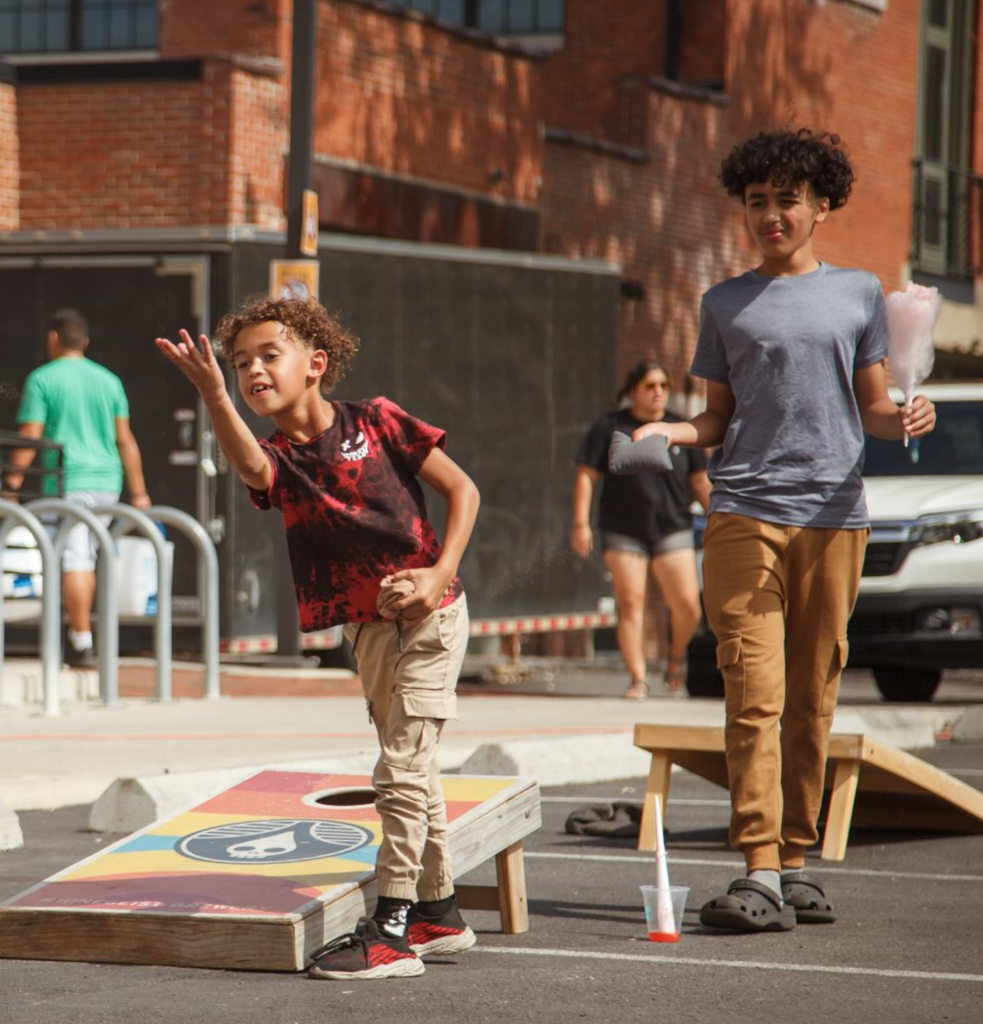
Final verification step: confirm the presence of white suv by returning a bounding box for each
[847,383,983,700]
[686,382,983,702]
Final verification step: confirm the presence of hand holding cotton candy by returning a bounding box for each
[885,283,941,444]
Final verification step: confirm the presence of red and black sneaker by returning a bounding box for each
[308,917,425,980]
[407,900,477,957]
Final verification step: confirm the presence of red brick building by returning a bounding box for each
[2,0,979,381]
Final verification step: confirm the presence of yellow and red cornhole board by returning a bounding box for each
[0,771,540,972]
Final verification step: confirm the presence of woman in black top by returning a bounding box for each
[572,361,710,698]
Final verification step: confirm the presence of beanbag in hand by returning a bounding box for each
[608,430,672,475]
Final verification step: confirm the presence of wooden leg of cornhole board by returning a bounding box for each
[637,751,673,852]
[821,757,861,862]
[455,841,529,934]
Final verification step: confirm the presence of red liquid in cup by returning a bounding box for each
[648,931,680,943]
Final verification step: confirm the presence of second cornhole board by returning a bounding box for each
[633,724,983,861]
[0,771,540,972]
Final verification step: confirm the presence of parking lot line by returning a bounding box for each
[473,946,983,983]
[542,796,731,806]
[525,851,983,882]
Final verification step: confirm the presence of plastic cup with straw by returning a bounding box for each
[639,794,689,942]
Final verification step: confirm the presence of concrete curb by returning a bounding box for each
[0,799,24,851]
[457,732,649,786]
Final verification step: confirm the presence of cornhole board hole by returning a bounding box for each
[0,771,540,972]
[633,724,983,861]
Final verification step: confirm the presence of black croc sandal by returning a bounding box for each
[699,879,797,933]
[781,871,836,924]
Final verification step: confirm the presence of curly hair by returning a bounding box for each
[214,297,360,395]
[719,128,854,209]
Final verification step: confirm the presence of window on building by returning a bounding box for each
[388,0,564,35]
[0,0,157,55]
[912,0,981,279]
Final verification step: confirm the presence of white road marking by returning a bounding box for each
[542,796,730,806]
[473,945,983,983]
[524,851,983,882]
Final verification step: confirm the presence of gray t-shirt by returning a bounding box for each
[690,262,889,528]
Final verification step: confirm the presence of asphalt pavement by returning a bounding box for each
[0,657,982,1023]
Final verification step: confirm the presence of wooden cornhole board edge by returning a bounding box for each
[0,772,541,972]
[632,723,983,861]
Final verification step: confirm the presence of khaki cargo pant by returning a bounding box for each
[344,593,469,901]
[701,513,867,873]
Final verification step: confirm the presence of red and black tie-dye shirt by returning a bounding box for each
[248,397,463,631]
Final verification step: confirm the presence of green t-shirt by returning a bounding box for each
[16,356,129,496]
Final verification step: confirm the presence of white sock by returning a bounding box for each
[748,869,782,903]
[69,630,93,652]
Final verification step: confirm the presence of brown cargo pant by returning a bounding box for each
[701,513,867,873]
[344,593,469,902]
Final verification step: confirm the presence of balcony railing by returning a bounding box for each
[911,158,983,280]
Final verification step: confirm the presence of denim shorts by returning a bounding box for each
[601,529,694,559]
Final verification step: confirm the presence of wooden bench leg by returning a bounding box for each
[455,841,529,934]
[821,758,860,862]
[495,841,528,934]
[637,751,673,852]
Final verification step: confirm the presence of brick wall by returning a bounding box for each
[228,67,288,229]
[541,86,733,389]
[0,83,18,231]
[16,67,239,230]
[314,1,542,205]
[723,0,920,292]
[542,0,925,388]
[543,0,667,144]
[159,0,288,61]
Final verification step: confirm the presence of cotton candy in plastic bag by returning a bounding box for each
[885,282,941,409]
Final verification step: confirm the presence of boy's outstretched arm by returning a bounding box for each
[854,361,936,440]
[389,447,480,618]
[632,381,735,448]
[155,329,271,492]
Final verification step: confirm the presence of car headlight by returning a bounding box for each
[911,510,983,548]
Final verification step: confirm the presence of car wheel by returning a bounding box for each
[872,666,942,702]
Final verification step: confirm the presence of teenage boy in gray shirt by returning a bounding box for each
[634,128,936,932]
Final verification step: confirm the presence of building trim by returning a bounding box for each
[14,58,202,85]
[648,75,729,106]
[544,128,650,164]
[313,154,538,211]
[340,0,548,60]
[0,226,620,275]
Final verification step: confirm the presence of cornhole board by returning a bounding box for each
[633,724,983,861]
[0,771,541,972]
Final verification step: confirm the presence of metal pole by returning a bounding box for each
[0,501,62,716]
[101,505,173,703]
[287,0,317,263]
[276,0,318,663]
[148,506,221,700]
[27,500,120,708]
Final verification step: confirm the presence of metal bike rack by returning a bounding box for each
[98,504,174,703]
[146,505,220,700]
[25,499,120,708]
[0,501,61,717]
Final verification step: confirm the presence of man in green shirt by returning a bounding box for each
[4,310,151,667]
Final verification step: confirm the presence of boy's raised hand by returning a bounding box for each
[155,329,227,403]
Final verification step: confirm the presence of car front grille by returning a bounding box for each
[862,541,906,577]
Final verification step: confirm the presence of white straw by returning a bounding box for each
[652,794,676,933]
